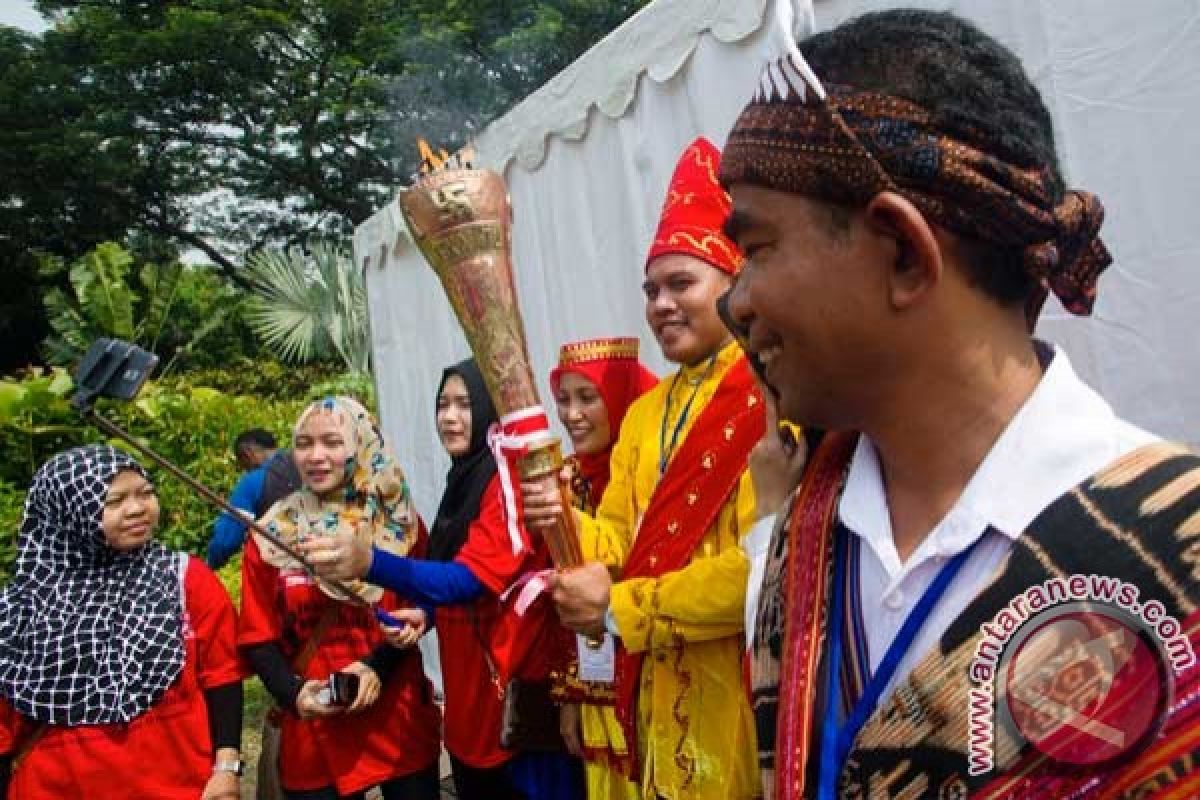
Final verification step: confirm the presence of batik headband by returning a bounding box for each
[720,52,1112,317]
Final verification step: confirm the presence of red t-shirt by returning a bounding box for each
[441,476,560,767]
[239,534,440,795]
[0,555,242,800]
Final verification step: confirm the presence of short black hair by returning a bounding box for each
[234,428,276,455]
[801,10,1056,306]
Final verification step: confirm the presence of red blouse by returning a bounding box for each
[239,536,440,794]
[441,475,562,767]
[0,556,242,800]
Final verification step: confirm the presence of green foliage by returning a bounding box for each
[38,242,256,371]
[244,240,371,374]
[162,359,347,400]
[0,482,23,579]
[1,1,650,368]
[0,367,328,582]
[392,0,653,148]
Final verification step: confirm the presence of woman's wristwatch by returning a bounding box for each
[213,757,244,776]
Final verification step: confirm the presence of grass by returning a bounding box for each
[240,678,269,798]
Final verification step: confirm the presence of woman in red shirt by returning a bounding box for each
[300,359,581,799]
[240,396,441,800]
[0,445,244,800]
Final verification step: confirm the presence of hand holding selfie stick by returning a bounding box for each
[70,339,404,626]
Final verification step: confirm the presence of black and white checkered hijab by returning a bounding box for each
[0,445,186,725]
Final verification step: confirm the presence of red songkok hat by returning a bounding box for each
[645,137,745,275]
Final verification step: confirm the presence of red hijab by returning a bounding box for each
[550,337,658,506]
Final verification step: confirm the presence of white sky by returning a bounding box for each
[0,0,49,33]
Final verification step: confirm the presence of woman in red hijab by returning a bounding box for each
[549,337,657,799]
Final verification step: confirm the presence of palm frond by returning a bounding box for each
[138,260,184,350]
[77,243,137,340]
[243,241,369,371]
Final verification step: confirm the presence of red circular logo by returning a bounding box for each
[1001,607,1169,766]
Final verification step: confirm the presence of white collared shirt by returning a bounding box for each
[840,344,1156,697]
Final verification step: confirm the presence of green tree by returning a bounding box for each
[2,1,650,369]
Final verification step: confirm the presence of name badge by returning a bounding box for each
[577,633,616,683]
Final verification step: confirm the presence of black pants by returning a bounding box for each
[283,765,441,800]
[449,754,524,800]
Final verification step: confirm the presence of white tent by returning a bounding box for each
[356,0,1200,521]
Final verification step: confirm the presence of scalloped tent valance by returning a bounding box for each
[474,0,788,172]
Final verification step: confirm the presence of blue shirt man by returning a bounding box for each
[207,440,300,569]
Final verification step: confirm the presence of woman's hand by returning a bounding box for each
[559,702,584,758]
[519,468,570,533]
[748,389,807,520]
[201,771,239,800]
[381,608,428,649]
[294,679,343,720]
[296,524,373,581]
[340,661,382,713]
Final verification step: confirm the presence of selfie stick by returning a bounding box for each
[70,339,394,616]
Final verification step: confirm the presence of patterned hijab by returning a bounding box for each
[0,445,185,726]
[720,53,1112,321]
[257,395,417,603]
[428,359,499,562]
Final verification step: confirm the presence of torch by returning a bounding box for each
[397,158,585,571]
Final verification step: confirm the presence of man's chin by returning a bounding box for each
[657,338,702,366]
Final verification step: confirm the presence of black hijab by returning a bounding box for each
[428,358,500,561]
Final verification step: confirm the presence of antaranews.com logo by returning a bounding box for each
[967,574,1196,775]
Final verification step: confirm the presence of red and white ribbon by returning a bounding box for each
[499,568,555,616]
[487,406,553,555]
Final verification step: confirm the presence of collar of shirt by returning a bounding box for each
[839,343,1157,588]
[675,337,742,386]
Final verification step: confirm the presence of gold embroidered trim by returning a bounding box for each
[557,336,641,366]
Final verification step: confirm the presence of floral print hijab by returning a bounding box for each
[256,395,416,603]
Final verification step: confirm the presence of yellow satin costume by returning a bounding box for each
[576,340,760,800]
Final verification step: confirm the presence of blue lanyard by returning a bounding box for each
[816,526,981,799]
[657,355,717,476]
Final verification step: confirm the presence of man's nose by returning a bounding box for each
[649,290,676,316]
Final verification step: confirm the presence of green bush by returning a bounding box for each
[0,366,376,582]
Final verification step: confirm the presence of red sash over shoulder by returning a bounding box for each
[776,431,857,800]
[613,355,765,768]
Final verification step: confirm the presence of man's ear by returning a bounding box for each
[864,191,942,311]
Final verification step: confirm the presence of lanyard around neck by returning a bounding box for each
[657,354,718,477]
[816,526,982,799]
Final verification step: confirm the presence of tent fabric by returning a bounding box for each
[356,0,809,519]
[357,0,1200,525]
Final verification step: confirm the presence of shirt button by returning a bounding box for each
[884,591,905,611]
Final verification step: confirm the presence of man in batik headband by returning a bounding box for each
[523,137,765,799]
[721,9,1200,799]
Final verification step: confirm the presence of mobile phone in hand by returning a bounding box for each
[327,671,360,706]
